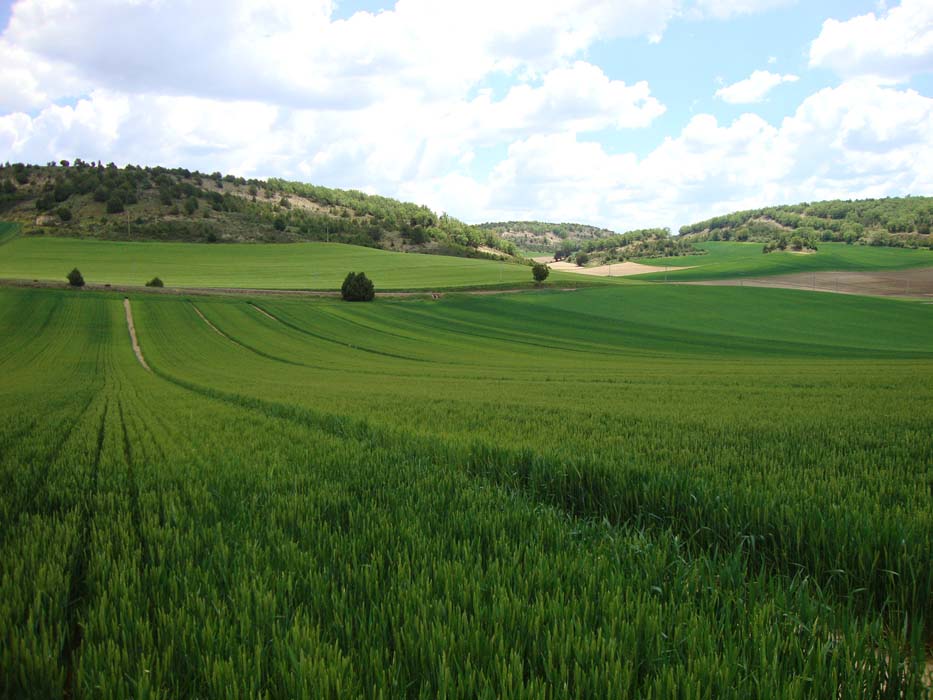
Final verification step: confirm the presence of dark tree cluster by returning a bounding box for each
[341,272,375,302]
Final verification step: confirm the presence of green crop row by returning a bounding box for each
[1,286,931,697]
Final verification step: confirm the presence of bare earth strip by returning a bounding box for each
[123,298,150,371]
[249,303,278,321]
[190,304,228,338]
[677,267,933,299]
[0,279,578,298]
[548,261,695,277]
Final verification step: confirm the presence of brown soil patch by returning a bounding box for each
[477,245,506,257]
[123,298,150,371]
[531,255,555,264]
[679,267,933,299]
[548,261,695,277]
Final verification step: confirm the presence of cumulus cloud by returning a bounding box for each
[0,0,929,232]
[809,0,933,81]
[453,81,933,230]
[0,0,680,108]
[715,70,799,104]
[688,0,796,20]
[468,62,666,137]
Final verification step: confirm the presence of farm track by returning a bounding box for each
[191,302,309,367]
[0,277,584,298]
[248,302,430,363]
[123,298,150,371]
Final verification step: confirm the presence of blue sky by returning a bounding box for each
[0,0,931,231]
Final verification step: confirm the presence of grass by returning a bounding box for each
[0,221,19,246]
[0,235,590,290]
[1,283,931,697]
[634,241,933,280]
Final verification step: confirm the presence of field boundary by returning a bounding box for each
[672,267,933,299]
[0,277,589,298]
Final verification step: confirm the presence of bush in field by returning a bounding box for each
[576,253,589,266]
[273,217,287,231]
[67,268,85,287]
[57,207,72,222]
[145,277,164,288]
[341,272,375,301]
[532,263,549,283]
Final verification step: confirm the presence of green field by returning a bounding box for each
[2,283,931,697]
[0,234,586,290]
[635,241,933,280]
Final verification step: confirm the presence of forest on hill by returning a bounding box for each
[474,220,619,252]
[0,161,517,259]
[679,196,933,251]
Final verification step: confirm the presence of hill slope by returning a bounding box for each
[679,196,933,250]
[0,236,600,291]
[0,161,517,259]
[474,220,620,252]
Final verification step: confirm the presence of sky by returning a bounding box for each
[0,0,931,231]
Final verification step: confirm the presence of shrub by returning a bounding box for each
[67,268,85,287]
[341,272,375,302]
[145,277,164,288]
[57,207,72,222]
[35,195,54,211]
[532,263,550,283]
[273,217,287,231]
[107,194,125,214]
[576,253,589,266]
[184,196,198,215]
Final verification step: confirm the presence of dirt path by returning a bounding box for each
[123,299,150,371]
[676,267,933,299]
[190,304,228,338]
[548,261,695,277]
[0,278,582,298]
[249,303,278,321]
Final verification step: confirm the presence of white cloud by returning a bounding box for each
[715,70,799,104]
[809,0,933,82]
[0,0,929,234]
[468,62,665,137]
[2,81,930,232]
[435,81,933,230]
[688,0,796,20]
[0,0,680,109]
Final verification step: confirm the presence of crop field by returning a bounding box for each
[2,284,932,697]
[635,241,933,280]
[0,235,586,291]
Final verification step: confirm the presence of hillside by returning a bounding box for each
[474,220,619,252]
[679,196,933,250]
[0,161,518,259]
[0,236,594,291]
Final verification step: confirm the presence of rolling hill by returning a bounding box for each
[678,196,933,250]
[0,161,518,259]
[474,220,620,252]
